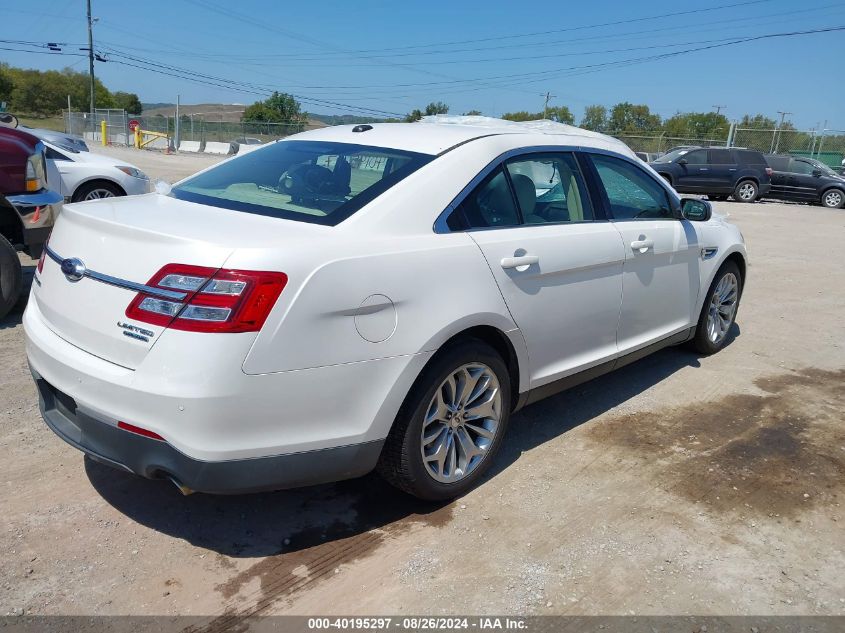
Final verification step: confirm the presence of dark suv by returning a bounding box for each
[764,154,845,208]
[650,147,772,202]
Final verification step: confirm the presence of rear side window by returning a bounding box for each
[171,140,432,226]
[504,153,594,223]
[589,154,673,221]
[448,167,521,230]
[709,149,733,163]
[766,155,790,171]
[735,150,767,165]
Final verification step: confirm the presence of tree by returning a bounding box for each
[243,92,306,124]
[580,105,608,131]
[113,91,143,114]
[663,112,729,138]
[0,64,13,105]
[424,101,449,116]
[502,106,573,124]
[739,114,786,129]
[404,102,449,122]
[608,102,661,133]
[463,109,482,116]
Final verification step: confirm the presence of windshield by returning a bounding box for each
[652,148,694,163]
[171,140,433,225]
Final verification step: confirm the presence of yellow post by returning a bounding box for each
[100,119,107,146]
[134,127,141,149]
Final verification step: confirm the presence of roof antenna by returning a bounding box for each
[352,124,373,133]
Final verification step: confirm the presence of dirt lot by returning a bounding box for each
[1,177,844,619]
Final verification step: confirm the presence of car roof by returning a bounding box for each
[286,115,634,157]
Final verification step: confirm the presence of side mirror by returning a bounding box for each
[812,169,822,177]
[677,158,688,166]
[681,198,712,222]
[0,113,19,128]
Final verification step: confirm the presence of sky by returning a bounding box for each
[4,0,845,129]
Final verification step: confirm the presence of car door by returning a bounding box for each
[584,152,700,353]
[707,148,736,192]
[787,158,821,201]
[766,155,791,198]
[673,149,709,191]
[451,153,625,388]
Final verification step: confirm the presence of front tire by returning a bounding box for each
[732,180,758,203]
[691,261,742,355]
[377,339,512,500]
[72,181,124,202]
[0,234,22,320]
[820,188,844,209]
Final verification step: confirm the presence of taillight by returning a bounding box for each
[36,249,47,274]
[125,264,287,333]
[118,421,165,441]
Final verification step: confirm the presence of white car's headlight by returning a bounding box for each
[116,166,148,179]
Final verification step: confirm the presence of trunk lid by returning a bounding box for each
[32,192,323,369]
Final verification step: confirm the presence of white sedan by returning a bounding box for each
[44,141,150,202]
[25,118,746,500]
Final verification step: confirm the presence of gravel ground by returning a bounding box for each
[1,165,843,619]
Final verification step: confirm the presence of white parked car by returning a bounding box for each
[24,118,746,500]
[44,141,150,202]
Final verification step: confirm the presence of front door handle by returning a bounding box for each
[501,255,539,270]
[631,239,654,253]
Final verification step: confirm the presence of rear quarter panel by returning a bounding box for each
[234,232,520,376]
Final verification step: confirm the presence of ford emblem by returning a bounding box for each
[60,257,86,282]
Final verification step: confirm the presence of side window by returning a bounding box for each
[589,154,674,221]
[682,150,707,165]
[788,159,815,175]
[709,149,733,163]
[504,153,594,224]
[447,167,520,230]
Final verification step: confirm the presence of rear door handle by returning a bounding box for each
[631,239,654,253]
[500,255,539,270]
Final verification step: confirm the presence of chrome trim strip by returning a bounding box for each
[45,245,188,301]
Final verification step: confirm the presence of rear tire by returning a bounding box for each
[820,188,844,209]
[0,234,22,320]
[691,261,742,355]
[732,180,758,203]
[377,339,512,500]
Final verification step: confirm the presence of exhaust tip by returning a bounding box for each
[167,476,195,496]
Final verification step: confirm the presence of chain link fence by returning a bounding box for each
[63,109,845,169]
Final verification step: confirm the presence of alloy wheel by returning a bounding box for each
[420,363,502,484]
[737,183,756,201]
[823,191,842,208]
[707,272,739,345]
[83,188,116,201]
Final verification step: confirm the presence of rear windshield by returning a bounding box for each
[171,140,433,225]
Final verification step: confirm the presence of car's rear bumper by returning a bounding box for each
[33,370,384,494]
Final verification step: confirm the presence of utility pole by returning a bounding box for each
[86,0,95,117]
[772,110,793,153]
[541,91,556,120]
[712,105,727,116]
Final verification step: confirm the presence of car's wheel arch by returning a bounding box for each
[820,186,845,205]
[694,247,747,318]
[72,178,126,201]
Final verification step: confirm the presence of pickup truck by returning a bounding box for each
[0,116,63,319]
